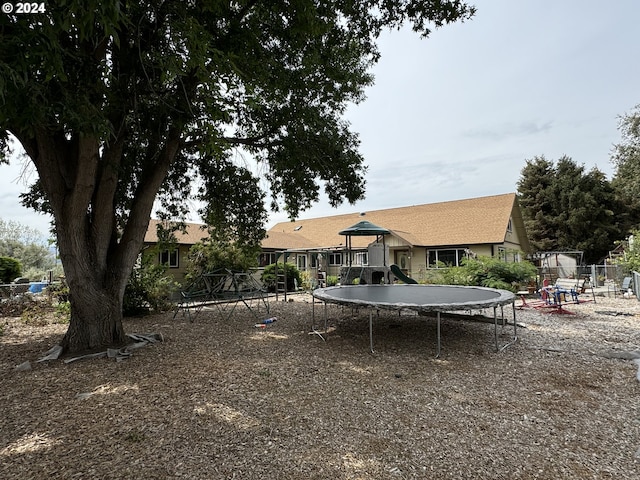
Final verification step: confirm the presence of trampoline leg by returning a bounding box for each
[369,310,375,354]
[493,306,499,352]
[310,297,327,341]
[435,311,441,359]
[324,302,328,335]
[495,302,518,352]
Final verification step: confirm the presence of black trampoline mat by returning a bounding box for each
[313,284,514,311]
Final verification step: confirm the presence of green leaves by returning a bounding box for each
[1,0,477,353]
[613,229,640,275]
[517,155,623,263]
[196,155,267,248]
[0,256,22,283]
[439,255,537,292]
[611,104,640,230]
[2,0,476,234]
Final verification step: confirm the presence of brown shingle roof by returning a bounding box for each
[263,193,519,250]
[144,219,209,245]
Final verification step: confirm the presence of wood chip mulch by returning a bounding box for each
[1,294,640,479]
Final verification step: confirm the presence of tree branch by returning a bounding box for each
[114,126,183,287]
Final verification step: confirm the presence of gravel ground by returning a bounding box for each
[1,293,639,479]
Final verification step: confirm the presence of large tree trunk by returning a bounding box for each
[52,189,130,353]
[14,127,182,355]
[61,277,126,353]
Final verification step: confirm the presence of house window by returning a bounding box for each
[354,252,368,266]
[507,217,513,233]
[160,249,179,268]
[310,254,318,268]
[496,249,520,263]
[329,253,342,266]
[297,254,307,270]
[427,249,466,268]
[259,252,278,267]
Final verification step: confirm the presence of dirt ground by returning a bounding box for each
[1,293,640,479]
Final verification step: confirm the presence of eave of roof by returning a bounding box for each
[144,219,209,245]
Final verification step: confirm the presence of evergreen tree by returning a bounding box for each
[517,156,622,263]
[516,156,557,251]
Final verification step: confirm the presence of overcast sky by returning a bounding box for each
[2,0,639,237]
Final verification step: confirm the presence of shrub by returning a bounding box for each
[326,275,339,286]
[123,254,178,316]
[416,269,446,285]
[261,263,302,292]
[54,301,71,324]
[438,256,537,292]
[0,256,22,284]
[299,270,313,290]
[613,230,640,275]
[186,241,260,280]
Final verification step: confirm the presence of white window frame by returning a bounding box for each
[160,249,179,268]
[329,252,342,266]
[354,252,368,266]
[259,252,278,267]
[297,254,307,270]
[427,248,466,269]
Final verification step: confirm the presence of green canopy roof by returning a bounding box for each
[338,220,390,236]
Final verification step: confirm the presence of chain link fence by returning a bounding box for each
[536,264,637,300]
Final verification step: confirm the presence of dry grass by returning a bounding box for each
[1,294,640,479]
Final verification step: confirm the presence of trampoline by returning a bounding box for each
[312,284,517,357]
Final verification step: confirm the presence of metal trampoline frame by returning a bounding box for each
[312,284,517,357]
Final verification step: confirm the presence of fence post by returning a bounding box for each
[591,265,598,287]
[633,271,640,301]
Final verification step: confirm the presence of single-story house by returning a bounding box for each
[143,219,209,282]
[261,193,531,283]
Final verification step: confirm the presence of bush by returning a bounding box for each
[299,270,313,290]
[415,269,445,285]
[326,275,339,286]
[54,300,71,323]
[0,256,22,284]
[261,263,302,292]
[438,256,537,292]
[123,254,178,316]
[613,230,640,275]
[186,241,260,280]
